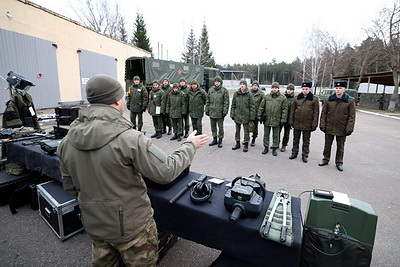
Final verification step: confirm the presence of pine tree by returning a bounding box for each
[197,22,215,67]
[182,28,197,64]
[131,12,152,54]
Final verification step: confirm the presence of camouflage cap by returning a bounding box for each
[240,79,247,85]
[133,76,140,81]
[179,77,186,83]
[172,83,179,88]
[191,79,199,85]
[214,76,223,83]
[252,80,260,86]
[271,82,280,88]
[152,80,159,84]
[287,83,295,90]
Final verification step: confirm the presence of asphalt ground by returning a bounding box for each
[1,104,399,266]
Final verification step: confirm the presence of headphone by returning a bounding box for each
[190,182,213,204]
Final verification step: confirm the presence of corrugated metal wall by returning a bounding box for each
[78,49,117,103]
[0,29,60,110]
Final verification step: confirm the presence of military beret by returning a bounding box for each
[301,81,312,88]
[287,83,295,90]
[240,79,247,85]
[133,76,140,81]
[334,80,347,88]
[214,76,223,83]
[86,74,124,105]
[252,80,260,86]
[271,82,280,88]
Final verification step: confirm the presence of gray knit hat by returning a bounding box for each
[86,74,124,104]
[287,83,295,90]
[240,79,247,85]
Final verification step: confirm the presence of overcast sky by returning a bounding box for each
[31,0,394,65]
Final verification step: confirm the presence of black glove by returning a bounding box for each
[231,117,235,121]
[127,105,130,110]
[142,107,146,112]
[259,119,264,124]
[205,112,209,116]
[311,126,317,132]
[288,124,292,129]
[252,120,258,125]
[345,131,352,136]
[279,122,284,127]
[222,113,227,118]
[320,127,326,132]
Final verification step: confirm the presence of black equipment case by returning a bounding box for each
[37,180,84,240]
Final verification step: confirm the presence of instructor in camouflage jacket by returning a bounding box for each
[57,74,210,266]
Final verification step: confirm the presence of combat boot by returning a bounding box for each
[177,135,182,142]
[251,137,256,147]
[162,127,167,134]
[156,132,162,139]
[232,141,240,150]
[209,137,218,146]
[170,134,178,141]
[262,147,269,154]
[218,138,223,148]
[272,148,278,156]
[167,127,172,135]
[184,131,189,138]
[138,127,142,132]
[151,132,158,138]
[280,146,286,152]
[243,142,249,152]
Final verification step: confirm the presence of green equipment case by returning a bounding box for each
[300,190,377,267]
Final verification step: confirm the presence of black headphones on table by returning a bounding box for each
[190,181,213,204]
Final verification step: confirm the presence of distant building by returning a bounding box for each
[0,0,150,109]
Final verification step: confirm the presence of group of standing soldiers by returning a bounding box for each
[126,76,355,171]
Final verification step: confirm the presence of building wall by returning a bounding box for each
[0,0,150,104]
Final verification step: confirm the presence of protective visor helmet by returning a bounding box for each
[6,71,35,96]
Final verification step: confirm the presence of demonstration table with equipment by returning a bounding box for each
[6,141,302,266]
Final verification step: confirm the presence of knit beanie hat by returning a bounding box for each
[252,80,260,86]
[191,79,199,86]
[86,74,124,104]
[214,76,223,83]
[240,79,247,85]
[133,76,140,81]
[271,82,280,88]
[179,78,186,83]
[287,83,295,90]
[172,83,179,88]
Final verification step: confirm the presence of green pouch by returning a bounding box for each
[5,162,26,176]
[259,188,293,247]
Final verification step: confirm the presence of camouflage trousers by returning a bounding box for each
[130,111,143,130]
[190,117,203,135]
[92,218,159,267]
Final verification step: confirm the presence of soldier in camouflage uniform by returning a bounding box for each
[179,78,190,138]
[205,76,229,148]
[58,74,210,267]
[126,76,147,131]
[148,80,165,139]
[167,83,187,142]
[258,82,288,156]
[161,78,172,135]
[230,80,255,152]
[249,80,264,146]
[280,83,295,152]
[188,80,207,135]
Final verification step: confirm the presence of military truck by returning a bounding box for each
[125,57,220,92]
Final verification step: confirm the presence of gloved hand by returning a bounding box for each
[182,113,188,119]
[345,131,352,136]
[222,113,227,118]
[320,127,326,132]
[231,117,235,121]
[279,122,284,127]
[142,107,146,112]
[288,124,292,129]
[127,105,130,110]
[205,112,209,116]
[311,126,317,132]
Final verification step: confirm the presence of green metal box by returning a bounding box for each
[305,191,378,253]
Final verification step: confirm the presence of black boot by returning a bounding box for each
[272,148,277,156]
[250,137,256,147]
[184,131,189,138]
[209,137,217,146]
[218,138,223,148]
[243,142,249,152]
[156,132,162,139]
[170,134,178,141]
[262,147,269,154]
[162,127,166,134]
[167,127,172,135]
[138,127,142,132]
[232,141,240,150]
[151,132,158,138]
[177,135,182,142]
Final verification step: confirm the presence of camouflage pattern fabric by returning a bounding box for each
[92,219,158,267]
